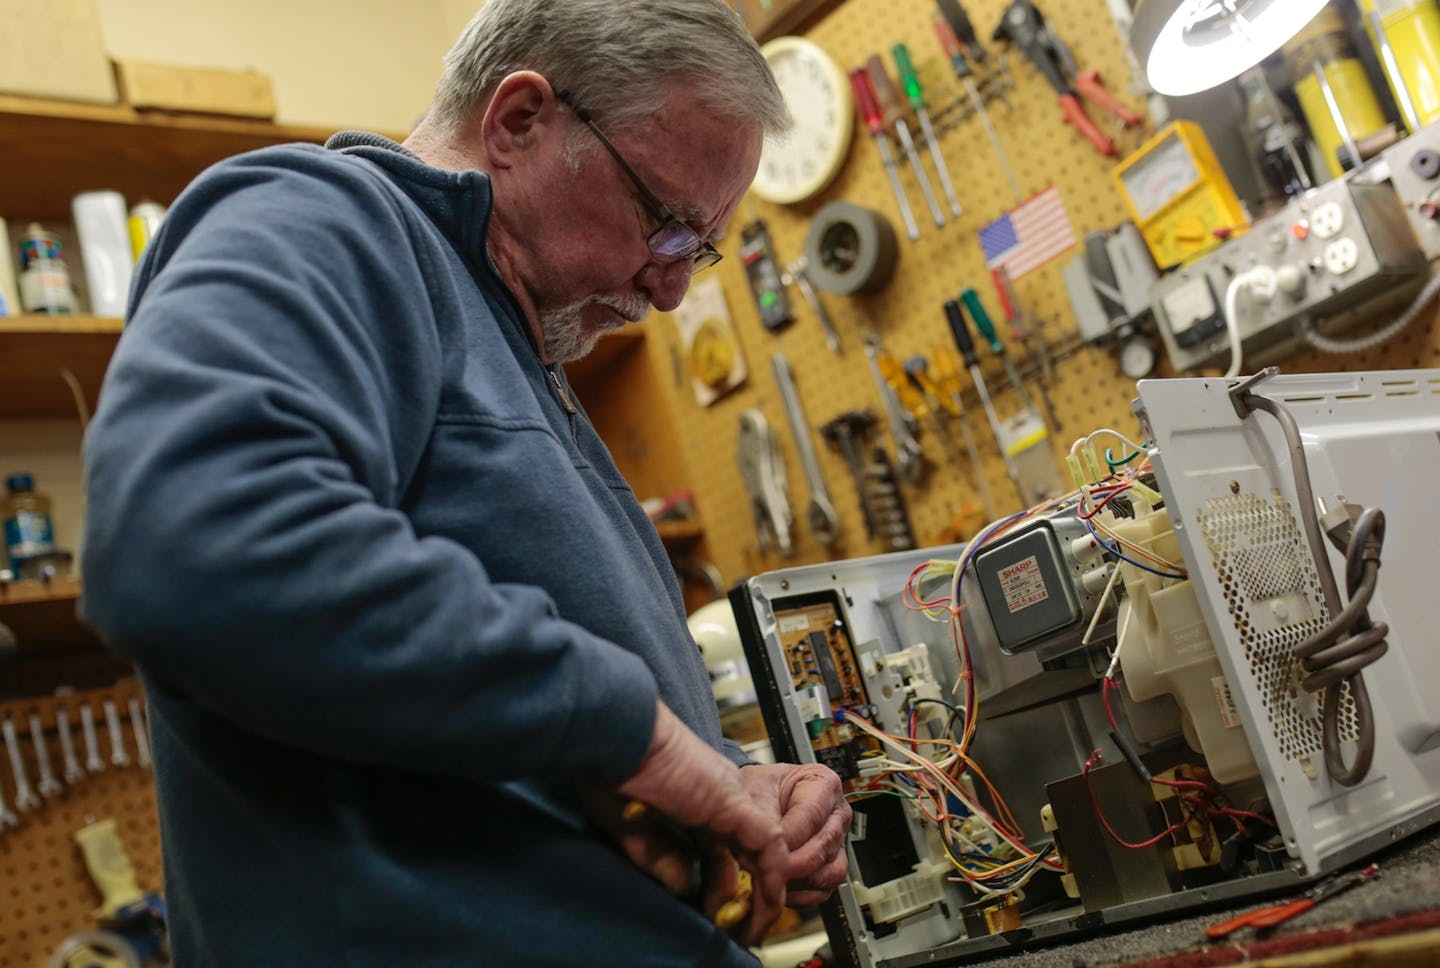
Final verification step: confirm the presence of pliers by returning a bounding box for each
[992,0,1142,157]
[1205,863,1381,941]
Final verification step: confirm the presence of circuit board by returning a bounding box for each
[772,591,877,784]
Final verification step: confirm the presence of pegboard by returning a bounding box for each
[640,0,1440,593]
[0,682,159,968]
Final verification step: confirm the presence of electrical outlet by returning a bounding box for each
[1311,201,1345,239]
[1323,237,1360,275]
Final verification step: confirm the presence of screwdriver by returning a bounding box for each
[892,43,962,218]
[907,354,997,519]
[850,67,921,242]
[944,298,1025,503]
[866,55,946,229]
[933,13,1023,204]
[992,265,1059,430]
[960,287,1036,417]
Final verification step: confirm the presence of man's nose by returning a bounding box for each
[637,258,695,313]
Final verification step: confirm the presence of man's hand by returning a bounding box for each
[613,700,790,947]
[739,763,851,906]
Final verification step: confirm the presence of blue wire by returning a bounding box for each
[1082,515,1187,579]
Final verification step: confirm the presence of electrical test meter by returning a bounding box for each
[1113,120,1249,269]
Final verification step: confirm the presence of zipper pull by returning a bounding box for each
[548,365,577,415]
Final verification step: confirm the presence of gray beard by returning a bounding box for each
[540,294,650,363]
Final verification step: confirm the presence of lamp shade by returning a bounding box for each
[1133,0,1330,97]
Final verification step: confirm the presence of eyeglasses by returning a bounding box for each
[554,89,723,273]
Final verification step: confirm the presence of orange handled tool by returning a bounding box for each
[1205,864,1380,941]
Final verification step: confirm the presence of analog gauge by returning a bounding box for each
[750,37,854,205]
[1119,334,1159,379]
[1119,133,1200,220]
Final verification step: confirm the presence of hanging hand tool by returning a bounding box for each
[960,287,1036,416]
[892,43,963,218]
[992,265,1060,430]
[821,411,917,551]
[781,257,842,354]
[737,409,795,557]
[944,298,1025,504]
[933,5,1025,201]
[905,356,998,520]
[772,353,842,546]
[863,336,926,485]
[850,68,921,241]
[866,56,946,229]
[1206,864,1380,940]
[992,0,1142,158]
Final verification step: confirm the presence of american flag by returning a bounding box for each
[977,186,1076,280]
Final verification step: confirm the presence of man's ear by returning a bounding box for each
[482,71,562,171]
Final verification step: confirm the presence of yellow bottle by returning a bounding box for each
[1361,0,1440,132]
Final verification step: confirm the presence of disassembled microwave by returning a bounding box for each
[731,369,1440,967]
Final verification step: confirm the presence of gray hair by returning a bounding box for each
[429,0,788,141]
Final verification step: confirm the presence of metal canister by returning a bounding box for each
[127,201,167,262]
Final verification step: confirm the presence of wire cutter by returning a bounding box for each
[1205,863,1381,941]
[992,0,1142,157]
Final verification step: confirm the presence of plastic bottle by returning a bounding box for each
[1239,68,1316,207]
[17,224,76,315]
[3,474,57,573]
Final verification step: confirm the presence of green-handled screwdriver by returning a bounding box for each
[933,12,1023,203]
[892,43,962,218]
[944,298,1024,503]
[960,287,1037,418]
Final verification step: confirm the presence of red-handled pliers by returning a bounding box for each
[1205,863,1380,941]
[992,0,1142,157]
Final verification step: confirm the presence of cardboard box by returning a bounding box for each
[0,0,118,104]
[114,59,276,120]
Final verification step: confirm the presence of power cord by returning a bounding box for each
[1228,369,1387,786]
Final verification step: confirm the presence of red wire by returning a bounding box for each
[1101,677,1120,730]
[1083,750,1191,850]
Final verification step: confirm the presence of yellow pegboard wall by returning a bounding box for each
[643,0,1440,592]
[0,683,160,968]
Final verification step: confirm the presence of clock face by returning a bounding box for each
[751,37,854,205]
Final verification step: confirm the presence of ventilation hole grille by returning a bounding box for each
[1198,492,1358,762]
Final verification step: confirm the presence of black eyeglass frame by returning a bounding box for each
[553,88,723,273]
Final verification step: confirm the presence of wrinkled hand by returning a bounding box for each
[609,701,790,947]
[739,762,851,906]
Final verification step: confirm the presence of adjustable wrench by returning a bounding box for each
[863,337,925,485]
[3,717,40,811]
[772,353,841,546]
[29,713,63,797]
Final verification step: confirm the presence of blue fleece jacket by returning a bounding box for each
[80,134,753,967]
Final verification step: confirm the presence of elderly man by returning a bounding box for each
[81,1,848,965]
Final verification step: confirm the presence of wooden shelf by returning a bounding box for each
[0,94,404,221]
[0,576,102,655]
[655,519,704,547]
[0,314,122,420]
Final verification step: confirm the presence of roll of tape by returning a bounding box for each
[802,201,898,295]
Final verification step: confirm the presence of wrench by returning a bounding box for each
[863,337,925,485]
[129,698,152,770]
[103,699,131,768]
[781,259,842,355]
[2,718,40,811]
[28,713,63,798]
[0,774,16,830]
[56,707,85,784]
[771,353,841,546]
[80,703,105,773]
